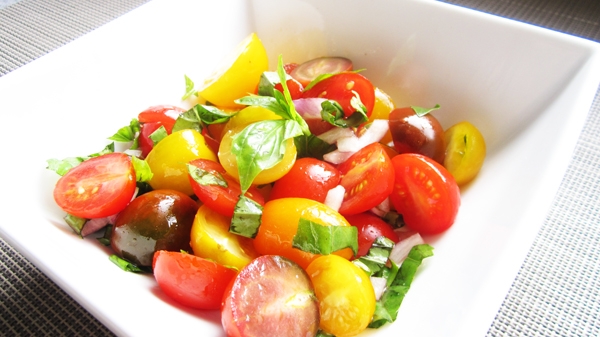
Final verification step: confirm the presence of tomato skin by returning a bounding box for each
[337,142,395,215]
[268,157,341,203]
[111,190,198,266]
[389,107,446,164]
[53,153,136,219]
[221,255,320,337]
[137,105,184,133]
[302,72,375,118]
[188,159,265,217]
[344,212,399,257]
[254,198,354,269]
[390,153,461,235]
[306,254,376,337]
[274,78,304,100]
[290,56,353,87]
[152,251,236,310]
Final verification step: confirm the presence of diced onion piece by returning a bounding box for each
[81,213,119,237]
[323,150,353,165]
[389,232,425,266]
[371,276,387,300]
[293,98,326,119]
[324,185,345,211]
[370,197,391,217]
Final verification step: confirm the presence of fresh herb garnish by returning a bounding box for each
[321,100,368,128]
[148,125,168,146]
[292,218,358,256]
[131,156,153,183]
[181,74,197,100]
[187,163,228,187]
[352,236,395,277]
[64,214,86,235]
[46,143,115,176]
[230,195,264,239]
[172,104,236,133]
[109,254,149,273]
[411,104,441,117]
[294,134,337,160]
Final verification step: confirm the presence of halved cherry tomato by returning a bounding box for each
[443,121,486,185]
[390,153,461,235]
[137,105,184,133]
[53,153,136,219]
[389,107,446,164]
[221,255,319,337]
[153,250,236,310]
[344,212,399,257]
[290,56,353,87]
[268,157,341,203]
[337,142,395,215]
[187,158,265,217]
[302,72,375,118]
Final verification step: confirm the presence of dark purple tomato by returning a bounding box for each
[111,189,198,267]
[389,107,446,164]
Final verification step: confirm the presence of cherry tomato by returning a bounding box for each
[337,142,395,215]
[111,189,198,266]
[53,153,136,219]
[187,158,265,217]
[368,87,396,144]
[290,56,353,87]
[145,129,217,196]
[344,212,399,257]
[152,250,236,310]
[390,153,461,235]
[269,157,341,203]
[302,72,375,118]
[137,105,184,133]
[443,121,487,185]
[306,254,376,337]
[221,255,319,337]
[138,122,163,158]
[190,204,258,270]
[283,62,299,74]
[253,198,354,269]
[274,78,304,100]
[389,107,446,164]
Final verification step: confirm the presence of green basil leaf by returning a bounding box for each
[320,100,367,128]
[109,255,148,273]
[232,119,303,192]
[46,143,115,176]
[182,74,197,100]
[235,95,288,117]
[195,104,236,125]
[294,134,337,160]
[411,104,441,117]
[292,218,358,256]
[352,236,395,276]
[257,71,282,97]
[187,163,228,188]
[64,214,86,235]
[230,195,263,239]
[149,125,168,146]
[132,156,153,183]
[108,118,140,143]
[172,106,203,133]
[97,225,113,246]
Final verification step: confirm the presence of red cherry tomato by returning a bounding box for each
[274,78,304,100]
[137,105,184,133]
[138,122,163,158]
[53,153,136,219]
[390,153,461,235]
[338,143,395,215]
[187,159,265,217]
[344,212,399,257]
[290,56,353,87]
[152,250,237,310]
[302,72,375,118]
[269,157,341,203]
[221,255,320,337]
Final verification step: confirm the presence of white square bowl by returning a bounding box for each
[1,0,599,336]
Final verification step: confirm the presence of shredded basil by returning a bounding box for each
[294,134,336,160]
[187,163,228,188]
[109,255,149,273]
[230,195,263,238]
[292,218,358,256]
[46,143,115,176]
[181,74,197,100]
[131,156,153,183]
[149,125,168,146]
[411,104,441,117]
[64,214,86,236]
[352,236,395,276]
[320,100,367,128]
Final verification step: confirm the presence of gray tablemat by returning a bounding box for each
[1,0,599,336]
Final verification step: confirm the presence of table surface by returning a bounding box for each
[1,0,599,336]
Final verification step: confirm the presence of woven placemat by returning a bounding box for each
[1,0,599,336]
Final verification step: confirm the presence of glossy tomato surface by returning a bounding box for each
[337,142,395,215]
[302,72,375,118]
[268,157,341,203]
[111,189,198,266]
[152,250,236,310]
[187,158,264,217]
[53,153,136,219]
[290,56,353,87]
[389,107,446,164]
[221,255,319,337]
[344,212,399,257]
[390,153,461,235]
[444,121,487,185]
[254,198,354,269]
[137,105,184,133]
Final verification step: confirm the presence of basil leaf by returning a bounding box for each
[109,118,140,144]
[109,255,148,273]
[321,100,367,128]
[132,156,153,183]
[187,163,228,188]
[172,106,203,133]
[292,218,358,256]
[232,119,302,192]
[149,125,168,146]
[316,330,336,337]
[97,225,113,246]
[235,95,288,117]
[294,134,337,160]
[46,143,115,176]
[369,244,434,328]
[230,195,263,238]
[257,71,282,97]
[411,104,441,117]
[352,236,395,276]
[64,214,86,235]
[182,74,197,100]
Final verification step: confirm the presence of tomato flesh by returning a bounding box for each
[53,152,136,219]
[337,142,395,215]
[390,153,460,235]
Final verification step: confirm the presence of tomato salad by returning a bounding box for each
[47,32,487,337]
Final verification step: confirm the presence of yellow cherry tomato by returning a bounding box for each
[253,198,354,269]
[368,87,396,144]
[306,254,376,337]
[444,121,487,185]
[145,129,217,195]
[198,33,268,109]
[190,204,258,270]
